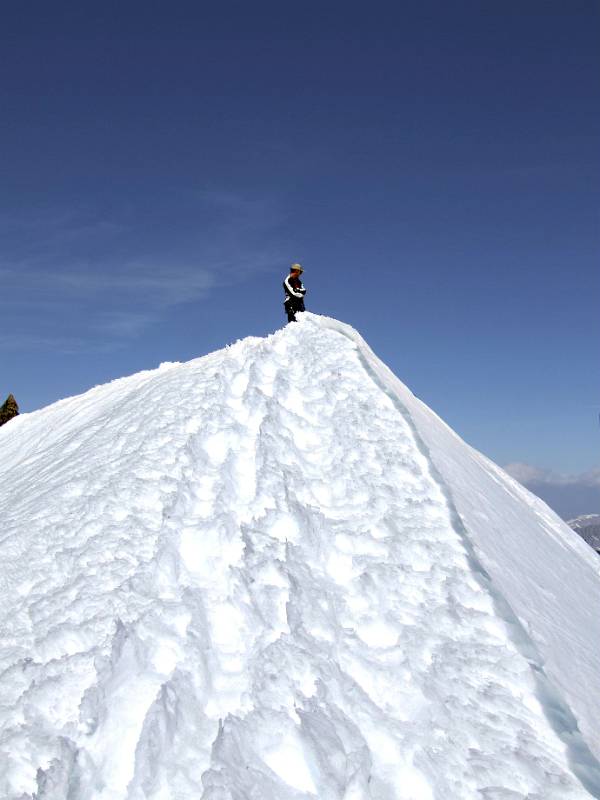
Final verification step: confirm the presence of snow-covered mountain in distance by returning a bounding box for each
[1,313,599,800]
[569,515,600,555]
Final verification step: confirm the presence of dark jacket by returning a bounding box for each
[283,274,306,306]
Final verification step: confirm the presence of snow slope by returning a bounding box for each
[0,313,599,800]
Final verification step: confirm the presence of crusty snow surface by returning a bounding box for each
[1,313,599,800]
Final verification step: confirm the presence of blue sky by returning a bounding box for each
[1,2,598,488]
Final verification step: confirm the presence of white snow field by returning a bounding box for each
[0,313,599,800]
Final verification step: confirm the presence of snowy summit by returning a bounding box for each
[1,313,599,800]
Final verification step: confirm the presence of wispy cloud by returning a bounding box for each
[32,263,218,306]
[0,260,220,352]
[504,462,600,520]
[92,311,161,338]
[0,192,287,351]
[0,332,95,354]
[504,463,600,487]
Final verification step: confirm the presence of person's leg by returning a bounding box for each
[285,302,296,322]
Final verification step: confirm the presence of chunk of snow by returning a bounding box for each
[0,312,599,799]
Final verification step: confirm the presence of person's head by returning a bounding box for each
[290,262,303,276]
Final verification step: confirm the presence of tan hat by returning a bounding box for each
[290,263,303,274]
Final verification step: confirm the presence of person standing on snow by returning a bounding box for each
[283,263,307,322]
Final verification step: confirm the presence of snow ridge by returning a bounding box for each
[0,313,599,799]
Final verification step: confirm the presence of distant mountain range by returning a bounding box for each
[568,515,600,555]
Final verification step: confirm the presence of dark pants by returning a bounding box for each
[285,298,305,322]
